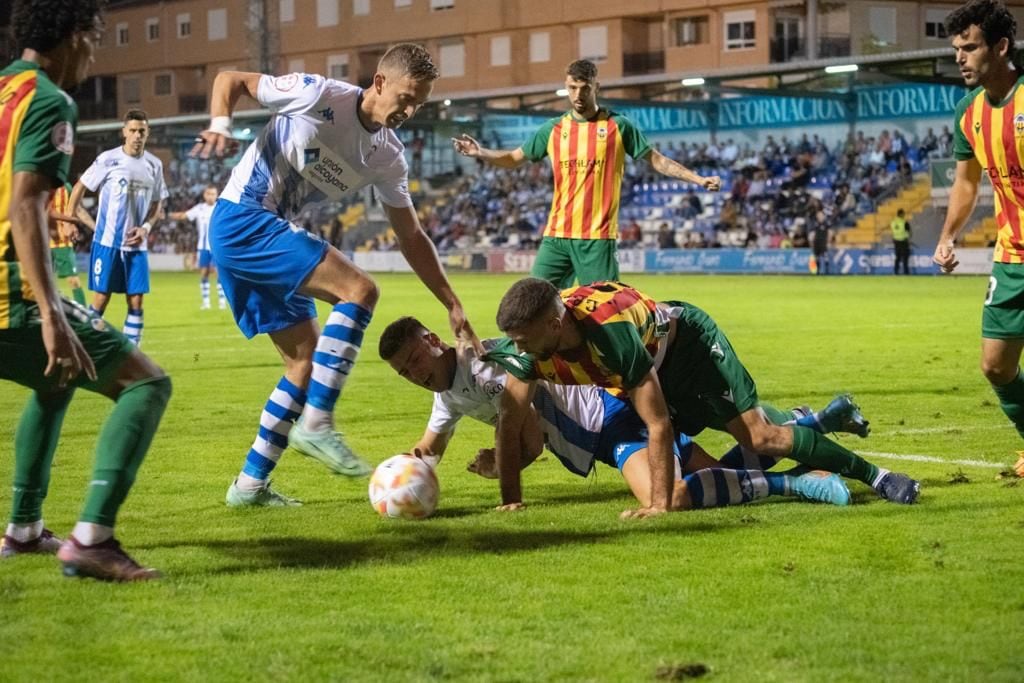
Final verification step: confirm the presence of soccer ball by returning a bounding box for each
[368,454,439,520]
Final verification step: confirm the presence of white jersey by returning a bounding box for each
[185,202,215,251]
[221,73,411,219]
[80,147,168,252]
[427,340,613,476]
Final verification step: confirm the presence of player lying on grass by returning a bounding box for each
[492,279,921,517]
[378,317,874,510]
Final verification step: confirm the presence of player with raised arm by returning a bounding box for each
[452,59,721,288]
[933,0,1024,477]
[379,317,865,510]
[0,0,172,582]
[67,109,167,346]
[190,44,481,506]
[167,184,225,310]
[492,279,919,517]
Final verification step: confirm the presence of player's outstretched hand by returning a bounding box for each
[410,447,441,470]
[702,175,722,192]
[495,502,526,512]
[619,506,668,520]
[190,130,238,160]
[42,311,96,389]
[451,134,481,157]
[449,304,485,355]
[933,241,959,273]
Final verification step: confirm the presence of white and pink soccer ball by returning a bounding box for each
[368,454,439,520]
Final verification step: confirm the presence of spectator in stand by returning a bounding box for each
[619,220,642,248]
[920,127,939,157]
[657,222,677,249]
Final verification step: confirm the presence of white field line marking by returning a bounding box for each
[859,450,1006,469]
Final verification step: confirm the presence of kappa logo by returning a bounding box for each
[304,148,321,164]
[317,107,335,124]
[1015,113,1024,136]
[303,75,316,87]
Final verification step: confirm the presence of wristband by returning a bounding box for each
[141,221,153,233]
[208,115,232,137]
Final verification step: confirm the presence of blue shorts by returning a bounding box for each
[592,392,694,473]
[197,249,213,269]
[89,244,149,295]
[210,199,328,339]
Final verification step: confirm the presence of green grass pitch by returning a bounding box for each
[1,272,1022,682]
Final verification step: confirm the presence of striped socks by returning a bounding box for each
[300,302,372,433]
[682,468,772,509]
[200,278,210,308]
[236,377,307,491]
[123,308,143,345]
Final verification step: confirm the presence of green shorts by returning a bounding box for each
[0,299,135,394]
[657,302,759,436]
[531,237,619,288]
[982,262,1024,339]
[51,246,77,278]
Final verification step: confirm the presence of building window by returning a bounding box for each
[208,9,228,40]
[440,40,465,77]
[869,6,897,45]
[155,73,173,96]
[578,25,608,62]
[280,0,295,22]
[673,16,709,46]
[530,32,550,63]
[491,35,511,67]
[177,13,191,38]
[327,54,350,80]
[146,18,160,42]
[431,0,454,10]
[317,0,339,26]
[353,0,370,15]
[288,58,306,73]
[116,22,129,46]
[724,10,756,50]
[123,76,141,104]
[395,0,412,6]
[924,9,948,39]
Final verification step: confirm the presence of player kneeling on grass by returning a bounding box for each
[492,279,921,518]
[0,0,171,582]
[378,317,877,510]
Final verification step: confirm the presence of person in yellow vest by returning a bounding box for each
[933,0,1024,477]
[890,208,911,275]
[451,59,721,288]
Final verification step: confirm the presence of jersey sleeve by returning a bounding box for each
[12,90,76,185]
[585,320,654,389]
[153,161,169,202]
[78,154,107,192]
[482,337,538,382]
[374,157,413,209]
[519,118,558,162]
[256,72,326,117]
[426,393,462,435]
[185,203,203,221]
[952,92,977,162]
[612,113,652,160]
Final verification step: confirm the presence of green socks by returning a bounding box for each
[11,391,73,523]
[80,376,171,526]
[991,369,1024,439]
[789,425,879,486]
[72,287,86,306]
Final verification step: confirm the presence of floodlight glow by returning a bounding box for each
[681,77,705,87]
[824,64,859,74]
[556,88,569,96]
[443,98,452,106]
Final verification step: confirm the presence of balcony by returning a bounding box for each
[770,34,851,63]
[623,51,665,76]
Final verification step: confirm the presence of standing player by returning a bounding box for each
[191,44,480,506]
[1,0,172,582]
[933,0,1024,476]
[491,279,920,517]
[379,317,860,509]
[68,109,168,346]
[452,59,721,287]
[167,184,225,310]
[47,182,87,305]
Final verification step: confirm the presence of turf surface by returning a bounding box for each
[1,272,1021,682]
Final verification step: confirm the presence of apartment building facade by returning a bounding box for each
[75,0,1024,122]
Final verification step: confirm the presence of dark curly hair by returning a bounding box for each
[496,278,560,332]
[946,0,1017,65]
[13,0,105,54]
[566,60,598,83]
[378,316,428,361]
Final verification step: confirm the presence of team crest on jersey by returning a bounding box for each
[1015,113,1024,136]
[50,122,74,155]
[117,177,129,194]
[975,121,982,133]
[273,73,298,91]
[597,126,607,139]
[304,148,321,164]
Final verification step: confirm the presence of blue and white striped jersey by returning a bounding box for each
[80,147,167,252]
[185,201,215,251]
[220,73,411,219]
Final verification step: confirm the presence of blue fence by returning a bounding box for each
[644,248,940,275]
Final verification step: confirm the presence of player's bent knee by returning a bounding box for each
[981,359,1017,385]
[98,350,168,400]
